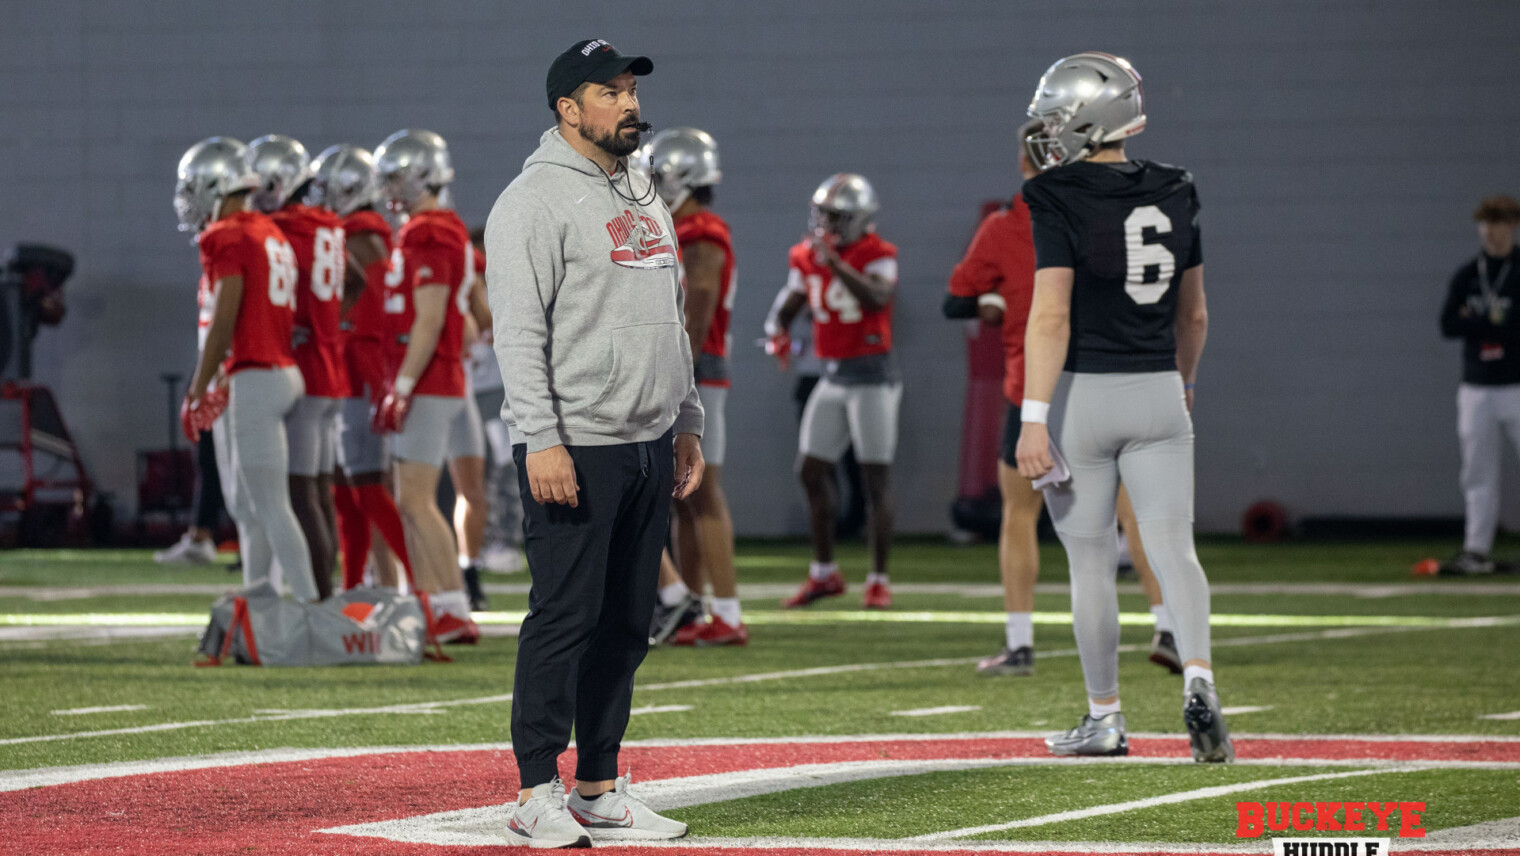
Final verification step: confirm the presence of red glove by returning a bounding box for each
[179,388,226,444]
[765,330,793,371]
[372,388,412,433]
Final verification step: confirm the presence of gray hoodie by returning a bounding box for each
[485,128,703,453]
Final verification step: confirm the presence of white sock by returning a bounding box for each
[658,580,690,607]
[459,555,479,570]
[1116,529,1132,566]
[865,571,889,587]
[1183,665,1214,688]
[710,596,742,627]
[431,590,471,619]
[1150,604,1174,634]
[1089,699,1122,718]
[1005,612,1033,650]
[809,561,838,581]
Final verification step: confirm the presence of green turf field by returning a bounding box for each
[2,538,1517,848]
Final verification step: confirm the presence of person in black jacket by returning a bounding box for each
[1440,194,1520,575]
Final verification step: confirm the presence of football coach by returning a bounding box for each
[485,39,703,847]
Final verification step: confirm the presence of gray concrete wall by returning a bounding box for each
[2,1,1517,535]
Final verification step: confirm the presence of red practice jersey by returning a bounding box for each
[786,232,898,361]
[391,209,474,398]
[270,204,348,398]
[342,209,394,343]
[675,208,736,387]
[948,194,1036,403]
[197,211,297,374]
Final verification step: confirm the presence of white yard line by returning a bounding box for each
[891,706,982,717]
[50,705,147,716]
[908,768,1404,841]
[1479,711,1520,721]
[630,705,694,716]
[1220,706,1273,715]
[0,621,1507,747]
[8,580,1520,601]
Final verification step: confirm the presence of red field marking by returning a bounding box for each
[4,736,1517,855]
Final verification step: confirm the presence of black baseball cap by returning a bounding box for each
[546,39,653,110]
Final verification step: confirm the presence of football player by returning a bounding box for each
[372,128,478,642]
[766,174,900,610]
[175,136,316,602]
[644,128,746,646]
[305,144,414,593]
[944,122,1182,676]
[248,135,344,601]
[1015,53,1232,762]
[447,260,494,611]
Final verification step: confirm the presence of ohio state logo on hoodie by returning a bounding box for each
[606,208,677,270]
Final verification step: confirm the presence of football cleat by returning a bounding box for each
[672,617,749,647]
[1440,551,1495,576]
[462,565,489,611]
[861,580,892,610]
[783,571,846,608]
[432,612,480,645]
[649,593,704,645]
[153,533,218,566]
[1184,677,1235,763]
[1149,630,1183,674]
[566,772,688,841]
[1046,712,1129,757]
[506,777,591,849]
[977,645,1034,677]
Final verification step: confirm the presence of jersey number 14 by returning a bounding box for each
[1124,205,1175,305]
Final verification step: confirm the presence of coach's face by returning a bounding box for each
[1478,220,1517,258]
[570,71,643,158]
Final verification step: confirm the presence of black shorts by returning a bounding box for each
[1000,402,1022,468]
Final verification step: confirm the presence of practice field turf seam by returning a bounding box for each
[3,620,1511,747]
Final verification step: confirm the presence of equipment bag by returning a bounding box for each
[195,581,429,667]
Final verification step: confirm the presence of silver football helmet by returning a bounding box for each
[375,129,454,215]
[646,127,721,208]
[627,141,652,180]
[307,144,380,217]
[809,173,878,245]
[246,134,313,213]
[174,136,259,235]
[1026,52,1146,169]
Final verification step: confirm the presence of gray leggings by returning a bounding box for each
[218,366,317,602]
[1045,371,1212,699]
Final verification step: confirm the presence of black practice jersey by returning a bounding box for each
[1023,160,1202,373]
[1439,250,1520,386]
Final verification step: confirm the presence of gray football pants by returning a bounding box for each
[217,366,317,602]
[1044,371,1212,700]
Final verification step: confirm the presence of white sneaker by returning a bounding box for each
[566,772,687,841]
[505,778,590,849]
[153,533,217,565]
[482,544,526,573]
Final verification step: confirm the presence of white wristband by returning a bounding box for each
[394,376,416,397]
[1020,400,1050,424]
[977,293,1007,311]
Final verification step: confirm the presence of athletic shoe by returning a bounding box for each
[482,544,527,573]
[782,571,846,608]
[694,617,749,647]
[506,777,591,849]
[462,565,489,611]
[1045,712,1129,756]
[1183,677,1235,763]
[1440,550,1495,576]
[649,593,704,645]
[433,612,481,645]
[976,645,1034,676]
[861,580,892,609]
[153,533,217,565]
[1149,630,1183,674]
[566,772,688,841]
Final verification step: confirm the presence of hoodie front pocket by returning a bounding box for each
[587,322,689,432]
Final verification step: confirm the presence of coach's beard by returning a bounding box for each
[582,118,642,158]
